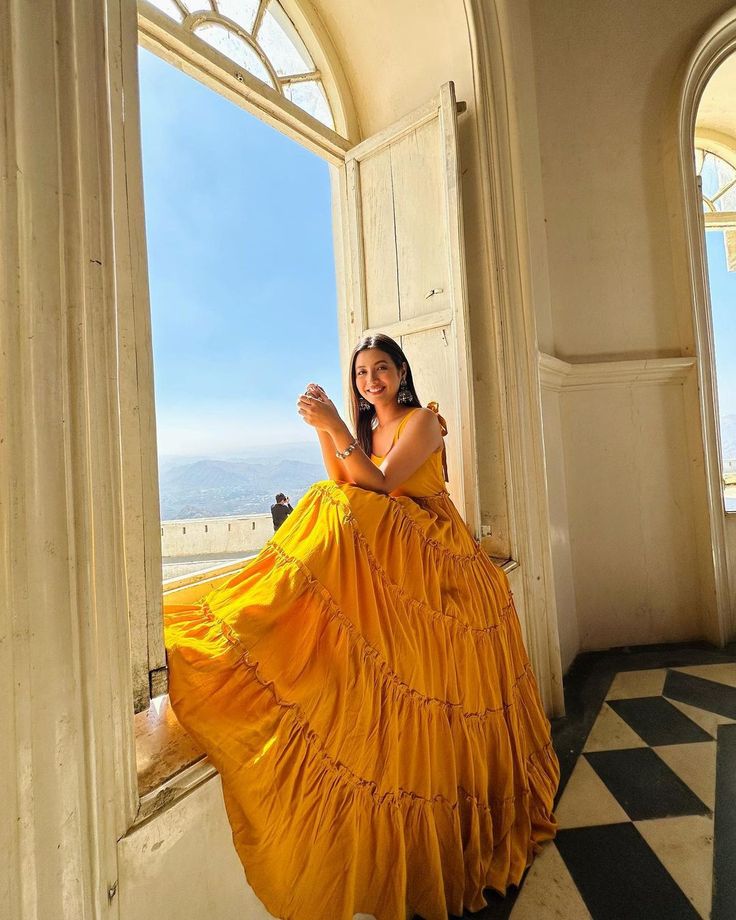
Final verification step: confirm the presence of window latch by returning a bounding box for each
[424,287,443,299]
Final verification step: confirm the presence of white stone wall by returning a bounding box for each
[161,514,273,557]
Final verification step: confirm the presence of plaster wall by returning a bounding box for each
[561,379,704,649]
[528,0,735,650]
[540,387,579,672]
[119,778,275,919]
[696,50,736,142]
[161,513,271,557]
[530,0,734,360]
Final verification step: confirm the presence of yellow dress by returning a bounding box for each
[165,406,558,920]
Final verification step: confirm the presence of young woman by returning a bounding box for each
[165,333,559,920]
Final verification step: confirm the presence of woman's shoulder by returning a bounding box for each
[399,406,444,445]
[408,406,444,427]
[399,406,434,429]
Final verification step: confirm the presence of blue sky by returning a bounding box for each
[138,47,342,456]
[705,230,736,419]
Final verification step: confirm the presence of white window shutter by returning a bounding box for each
[342,82,480,535]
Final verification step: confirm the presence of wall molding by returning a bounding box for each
[539,352,697,392]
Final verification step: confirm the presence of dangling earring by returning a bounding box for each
[398,378,412,405]
[359,396,371,412]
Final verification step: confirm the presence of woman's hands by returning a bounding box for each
[300,384,353,482]
[297,383,342,434]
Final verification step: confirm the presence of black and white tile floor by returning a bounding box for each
[461,644,736,920]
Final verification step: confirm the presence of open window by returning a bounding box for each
[122,2,480,740]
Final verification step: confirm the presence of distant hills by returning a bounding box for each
[159,447,326,520]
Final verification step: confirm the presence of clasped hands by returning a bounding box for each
[297,383,342,433]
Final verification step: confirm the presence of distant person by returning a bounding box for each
[270,492,293,532]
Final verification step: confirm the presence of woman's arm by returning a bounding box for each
[315,428,350,482]
[328,409,442,493]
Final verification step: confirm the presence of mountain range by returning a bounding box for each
[159,416,736,520]
[159,449,325,520]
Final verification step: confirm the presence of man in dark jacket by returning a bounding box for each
[270,493,293,532]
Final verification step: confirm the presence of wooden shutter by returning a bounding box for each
[342,83,480,534]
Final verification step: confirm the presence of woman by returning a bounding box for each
[165,333,559,920]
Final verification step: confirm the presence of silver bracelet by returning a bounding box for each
[335,438,359,460]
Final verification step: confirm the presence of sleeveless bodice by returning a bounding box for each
[370,406,447,498]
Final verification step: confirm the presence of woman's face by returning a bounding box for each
[354,348,405,407]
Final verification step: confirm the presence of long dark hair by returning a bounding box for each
[348,334,422,456]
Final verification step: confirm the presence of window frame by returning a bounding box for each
[122,0,490,814]
[138,1,354,161]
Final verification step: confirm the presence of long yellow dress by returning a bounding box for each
[165,406,558,920]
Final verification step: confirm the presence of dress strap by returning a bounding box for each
[426,401,449,483]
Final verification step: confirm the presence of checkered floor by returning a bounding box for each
[506,661,736,920]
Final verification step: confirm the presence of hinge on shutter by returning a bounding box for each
[456,100,467,115]
[149,665,169,699]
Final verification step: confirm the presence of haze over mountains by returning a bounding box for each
[159,441,325,520]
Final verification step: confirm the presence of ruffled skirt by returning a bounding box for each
[165,480,558,920]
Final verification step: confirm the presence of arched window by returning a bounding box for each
[145,0,334,128]
[126,8,481,723]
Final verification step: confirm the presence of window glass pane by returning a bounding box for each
[147,0,185,22]
[700,151,736,202]
[701,153,722,201]
[714,156,736,191]
[715,185,736,213]
[697,149,736,213]
[256,1,313,77]
[195,23,274,87]
[215,0,260,34]
[283,79,333,128]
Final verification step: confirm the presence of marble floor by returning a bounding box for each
[457,643,736,920]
